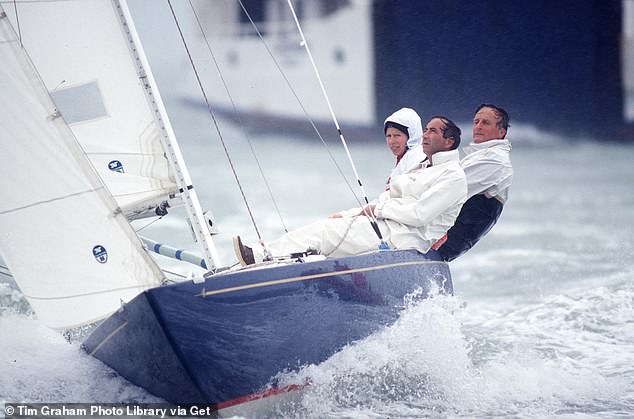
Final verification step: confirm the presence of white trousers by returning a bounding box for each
[255,216,391,261]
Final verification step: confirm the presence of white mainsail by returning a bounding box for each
[0,5,164,329]
[4,0,221,270]
[3,0,178,217]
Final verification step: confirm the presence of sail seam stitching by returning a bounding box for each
[22,284,149,301]
[0,187,105,215]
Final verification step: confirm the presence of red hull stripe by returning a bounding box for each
[217,382,309,410]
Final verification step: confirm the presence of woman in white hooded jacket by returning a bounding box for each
[383,107,425,190]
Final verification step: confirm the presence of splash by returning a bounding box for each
[0,312,162,404]
[267,289,473,417]
[265,281,634,418]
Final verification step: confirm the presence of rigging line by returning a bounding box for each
[166,0,263,241]
[11,0,22,46]
[0,265,13,278]
[187,0,288,234]
[236,0,363,210]
[285,0,387,245]
[1,1,87,3]
[134,215,163,233]
[161,269,187,280]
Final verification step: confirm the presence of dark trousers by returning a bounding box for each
[438,194,503,262]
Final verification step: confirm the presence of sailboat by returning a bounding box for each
[0,0,452,413]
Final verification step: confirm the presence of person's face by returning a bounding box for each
[473,107,506,143]
[423,118,453,157]
[385,127,408,158]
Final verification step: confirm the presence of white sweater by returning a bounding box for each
[340,149,467,253]
[460,139,513,203]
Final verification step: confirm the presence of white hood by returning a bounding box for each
[384,107,423,149]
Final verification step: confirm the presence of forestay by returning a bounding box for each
[0,5,164,329]
[3,0,178,217]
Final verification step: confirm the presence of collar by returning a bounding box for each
[428,149,460,166]
[462,139,511,156]
[395,147,408,164]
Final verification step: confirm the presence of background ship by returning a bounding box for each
[181,0,634,141]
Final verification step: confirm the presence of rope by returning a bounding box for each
[0,264,13,278]
[284,0,388,248]
[322,216,357,257]
[236,0,364,210]
[186,0,288,233]
[134,215,163,233]
[12,0,22,47]
[166,0,264,241]
[162,269,188,280]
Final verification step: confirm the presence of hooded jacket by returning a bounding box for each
[384,108,425,187]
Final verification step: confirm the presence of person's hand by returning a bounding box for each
[359,204,376,217]
[328,213,343,218]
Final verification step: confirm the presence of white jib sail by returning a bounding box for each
[0,6,164,329]
[3,0,179,218]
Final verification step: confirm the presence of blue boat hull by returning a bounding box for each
[83,249,452,407]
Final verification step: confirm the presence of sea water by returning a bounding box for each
[1,2,633,411]
[1,108,633,418]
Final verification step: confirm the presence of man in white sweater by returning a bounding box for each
[234,116,467,266]
[436,104,513,261]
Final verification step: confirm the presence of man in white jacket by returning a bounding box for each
[234,116,467,266]
[383,107,425,190]
[436,104,513,261]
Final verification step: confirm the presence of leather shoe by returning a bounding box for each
[233,236,255,267]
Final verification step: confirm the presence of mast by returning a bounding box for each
[114,0,220,270]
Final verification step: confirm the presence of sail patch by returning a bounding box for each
[50,82,107,124]
[108,160,125,173]
[92,245,108,264]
